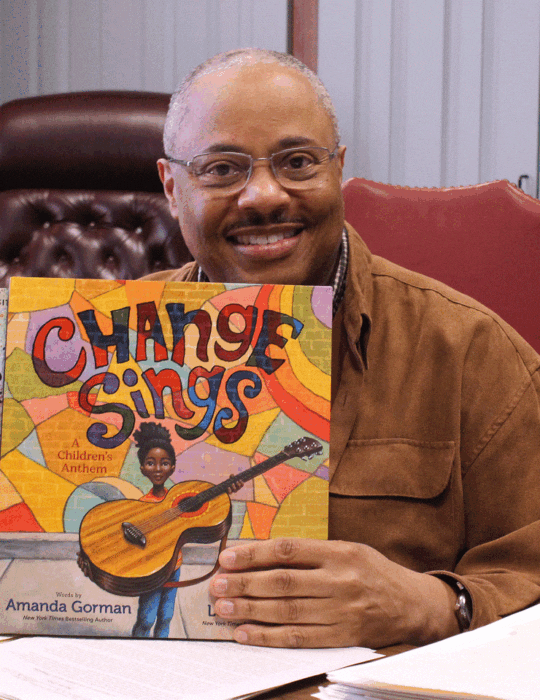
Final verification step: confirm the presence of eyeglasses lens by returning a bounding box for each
[190,148,333,191]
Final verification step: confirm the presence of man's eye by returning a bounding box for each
[203,161,242,177]
[281,152,316,170]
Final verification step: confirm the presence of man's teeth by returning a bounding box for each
[233,230,299,246]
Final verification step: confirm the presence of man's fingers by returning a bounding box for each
[214,595,335,625]
[232,623,348,649]
[219,537,345,571]
[211,567,326,599]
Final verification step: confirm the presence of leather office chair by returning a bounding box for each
[0,91,192,286]
[343,177,540,353]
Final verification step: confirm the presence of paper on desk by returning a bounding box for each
[321,603,540,700]
[0,636,381,700]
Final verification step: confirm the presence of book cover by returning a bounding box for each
[0,287,7,443]
[0,277,331,639]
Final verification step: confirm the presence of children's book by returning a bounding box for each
[0,277,331,640]
[0,287,7,439]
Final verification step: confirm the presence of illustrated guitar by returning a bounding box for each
[78,437,323,597]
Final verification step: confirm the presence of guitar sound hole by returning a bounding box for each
[173,492,209,517]
[182,498,203,513]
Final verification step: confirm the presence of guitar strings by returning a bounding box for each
[126,454,286,535]
[85,449,297,557]
[84,489,221,560]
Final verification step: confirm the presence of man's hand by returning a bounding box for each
[210,538,460,648]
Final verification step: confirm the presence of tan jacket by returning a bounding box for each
[146,224,540,630]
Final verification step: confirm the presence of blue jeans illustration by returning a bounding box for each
[132,567,180,638]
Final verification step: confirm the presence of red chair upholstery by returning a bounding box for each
[343,177,540,353]
[0,91,192,285]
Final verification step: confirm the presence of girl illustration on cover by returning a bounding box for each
[131,421,244,638]
[131,422,180,638]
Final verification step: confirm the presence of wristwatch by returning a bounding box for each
[451,580,472,632]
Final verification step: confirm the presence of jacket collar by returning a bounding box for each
[341,222,373,371]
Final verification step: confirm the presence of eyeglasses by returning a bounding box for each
[166,146,339,194]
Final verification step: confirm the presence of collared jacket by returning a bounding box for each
[145,224,540,630]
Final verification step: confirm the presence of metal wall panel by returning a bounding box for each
[0,0,288,101]
[319,0,540,193]
[2,0,539,193]
[440,0,483,188]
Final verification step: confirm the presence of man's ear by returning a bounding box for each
[157,158,180,219]
[337,145,346,172]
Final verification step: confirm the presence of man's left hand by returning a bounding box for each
[210,538,459,648]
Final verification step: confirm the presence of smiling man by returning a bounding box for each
[146,48,540,649]
[158,55,345,288]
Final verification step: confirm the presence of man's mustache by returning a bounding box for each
[225,211,306,234]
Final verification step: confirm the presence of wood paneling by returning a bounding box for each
[288,0,319,72]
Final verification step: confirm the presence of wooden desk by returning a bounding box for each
[252,645,415,699]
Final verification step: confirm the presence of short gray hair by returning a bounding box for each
[163,48,340,156]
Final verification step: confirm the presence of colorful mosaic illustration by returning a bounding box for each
[0,288,7,431]
[0,278,331,543]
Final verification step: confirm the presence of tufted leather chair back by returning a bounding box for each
[0,91,192,285]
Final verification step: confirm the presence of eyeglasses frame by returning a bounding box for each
[165,145,340,192]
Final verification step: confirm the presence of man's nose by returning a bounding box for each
[236,162,291,212]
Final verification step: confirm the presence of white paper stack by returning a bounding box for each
[0,637,382,700]
[316,603,540,700]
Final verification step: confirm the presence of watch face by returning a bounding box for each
[455,591,472,630]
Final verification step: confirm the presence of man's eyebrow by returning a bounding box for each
[203,144,249,154]
[277,137,319,149]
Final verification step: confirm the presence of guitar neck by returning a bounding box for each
[179,451,289,512]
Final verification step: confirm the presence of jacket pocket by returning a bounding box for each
[331,438,455,499]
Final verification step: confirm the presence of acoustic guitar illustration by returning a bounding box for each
[78,437,323,597]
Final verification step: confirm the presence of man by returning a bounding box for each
[146,48,540,649]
